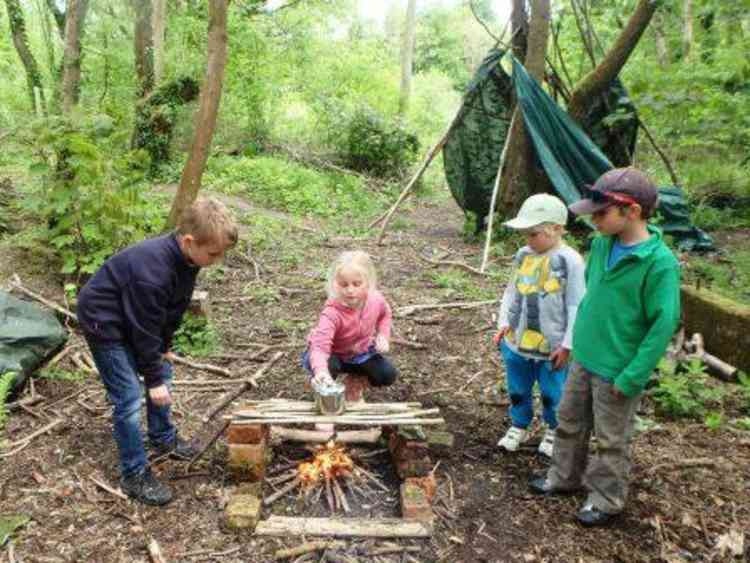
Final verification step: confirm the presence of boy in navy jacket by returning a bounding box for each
[78,198,237,505]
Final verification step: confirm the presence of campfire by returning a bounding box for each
[264,440,390,514]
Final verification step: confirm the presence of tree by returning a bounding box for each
[4,0,46,113]
[566,0,660,124]
[497,0,550,215]
[682,0,693,59]
[167,0,230,227]
[61,0,90,114]
[152,0,166,83]
[398,0,416,115]
[134,0,154,98]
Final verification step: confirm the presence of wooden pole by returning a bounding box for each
[256,516,432,538]
[480,112,516,273]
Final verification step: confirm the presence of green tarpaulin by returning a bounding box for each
[443,49,714,251]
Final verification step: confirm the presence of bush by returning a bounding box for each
[335,106,419,178]
[650,357,725,419]
[172,312,220,358]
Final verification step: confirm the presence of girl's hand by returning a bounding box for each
[549,347,570,370]
[375,334,390,353]
[313,370,334,386]
[149,384,172,407]
[493,326,510,345]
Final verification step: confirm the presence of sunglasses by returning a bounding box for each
[586,188,639,207]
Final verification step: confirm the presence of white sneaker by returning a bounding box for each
[497,427,529,451]
[538,428,556,457]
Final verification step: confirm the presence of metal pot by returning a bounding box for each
[312,380,345,416]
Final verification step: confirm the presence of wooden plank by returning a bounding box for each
[255,516,432,538]
[226,416,445,426]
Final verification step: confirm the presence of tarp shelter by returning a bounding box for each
[0,290,68,399]
[443,49,714,251]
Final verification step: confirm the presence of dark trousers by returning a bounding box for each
[328,354,398,387]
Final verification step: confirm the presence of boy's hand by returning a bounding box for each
[493,327,510,345]
[610,384,627,400]
[549,347,570,370]
[163,350,176,362]
[149,384,172,407]
[375,334,390,353]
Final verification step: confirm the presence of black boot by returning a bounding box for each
[120,467,173,506]
[151,435,199,461]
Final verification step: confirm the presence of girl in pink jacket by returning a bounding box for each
[302,251,398,404]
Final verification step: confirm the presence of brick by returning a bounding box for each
[227,423,268,445]
[425,430,454,450]
[388,433,429,464]
[224,493,262,532]
[400,479,433,523]
[236,482,263,497]
[408,473,437,501]
[228,438,268,481]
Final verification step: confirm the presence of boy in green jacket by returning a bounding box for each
[528,167,681,527]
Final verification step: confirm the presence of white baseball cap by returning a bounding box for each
[503,193,568,230]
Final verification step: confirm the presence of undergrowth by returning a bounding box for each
[172,312,220,358]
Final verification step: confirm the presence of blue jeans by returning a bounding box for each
[87,339,176,478]
[500,340,567,429]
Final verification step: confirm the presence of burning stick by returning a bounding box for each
[325,478,336,512]
[331,478,350,513]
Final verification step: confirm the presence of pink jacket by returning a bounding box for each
[307,290,392,372]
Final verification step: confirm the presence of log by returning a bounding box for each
[270,427,382,444]
[255,516,432,538]
[228,416,445,426]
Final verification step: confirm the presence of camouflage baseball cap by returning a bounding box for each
[569,167,658,216]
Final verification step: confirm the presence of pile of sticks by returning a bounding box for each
[228,399,445,427]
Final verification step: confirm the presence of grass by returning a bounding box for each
[430,269,497,301]
[685,248,750,305]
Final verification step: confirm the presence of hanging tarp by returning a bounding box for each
[0,290,68,397]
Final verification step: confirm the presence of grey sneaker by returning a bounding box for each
[151,435,199,461]
[120,467,173,506]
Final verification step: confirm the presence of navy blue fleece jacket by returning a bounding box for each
[77,233,198,388]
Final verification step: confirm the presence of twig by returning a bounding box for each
[147,537,167,563]
[264,477,301,506]
[331,477,350,513]
[10,274,78,322]
[457,369,490,393]
[89,475,129,501]
[416,252,497,276]
[274,541,346,561]
[396,299,498,317]
[169,354,233,378]
[204,351,284,421]
[415,386,453,397]
[2,418,63,450]
[186,420,230,470]
[390,337,426,350]
[649,457,723,474]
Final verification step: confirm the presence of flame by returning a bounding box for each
[297,440,354,488]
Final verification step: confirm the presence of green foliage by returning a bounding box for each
[330,106,419,178]
[431,269,495,300]
[703,410,724,430]
[0,372,17,430]
[738,372,750,414]
[18,116,164,275]
[205,155,388,219]
[39,368,86,382]
[650,357,725,419]
[172,312,220,358]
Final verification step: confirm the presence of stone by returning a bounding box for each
[681,285,750,372]
[227,423,268,445]
[224,493,262,532]
[228,438,268,481]
[425,430,455,450]
[400,479,433,523]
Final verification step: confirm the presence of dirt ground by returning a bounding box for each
[1,189,749,563]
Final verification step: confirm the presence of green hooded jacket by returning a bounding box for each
[572,225,681,397]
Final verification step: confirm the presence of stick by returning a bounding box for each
[480,112,515,273]
[89,475,129,501]
[256,516,432,538]
[2,418,63,449]
[186,420,230,470]
[457,369,490,393]
[375,103,466,242]
[273,541,346,561]
[204,351,284,421]
[331,477,350,513]
[396,299,498,317]
[415,252,495,277]
[10,274,78,323]
[147,537,167,563]
[390,337,426,350]
[354,467,390,492]
[169,354,233,378]
[325,478,336,512]
[649,457,723,474]
[367,545,422,556]
[270,427,381,445]
[264,477,301,506]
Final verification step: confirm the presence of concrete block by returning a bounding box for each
[224,493,262,532]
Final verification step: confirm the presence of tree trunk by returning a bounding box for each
[398,0,416,115]
[567,0,660,124]
[44,0,65,39]
[152,0,166,83]
[4,0,47,113]
[682,0,694,59]
[134,0,155,98]
[497,0,550,216]
[61,0,90,114]
[511,0,528,60]
[653,11,669,67]
[167,0,230,228]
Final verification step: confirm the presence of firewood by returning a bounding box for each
[264,477,301,506]
[169,354,233,378]
[273,541,346,561]
[331,478,350,513]
[270,427,381,445]
[255,516,433,538]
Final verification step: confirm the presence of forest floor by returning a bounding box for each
[1,185,749,563]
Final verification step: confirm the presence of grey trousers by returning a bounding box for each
[546,362,641,514]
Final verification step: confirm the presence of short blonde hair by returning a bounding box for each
[326,251,377,299]
[177,198,238,247]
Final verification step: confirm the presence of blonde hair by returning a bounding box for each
[177,198,238,247]
[326,251,377,299]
